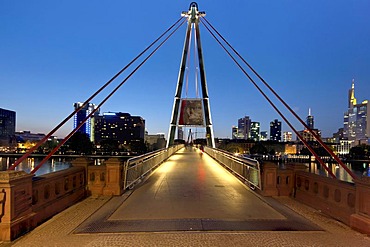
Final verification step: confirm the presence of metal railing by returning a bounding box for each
[123,145,184,190]
[204,147,261,190]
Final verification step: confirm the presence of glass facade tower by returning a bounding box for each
[0,108,16,148]
[343,80,370,144]
[73,102,99,142]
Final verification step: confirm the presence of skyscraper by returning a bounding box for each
[73,102,99,142]
[231,126,238,139]
[250,122,260,141]
[270,119,281,142]
[238,116,251,140]
[0,108,16,148]
[260,131,268,141]
[306,108,314,129]
[343,80,370,144]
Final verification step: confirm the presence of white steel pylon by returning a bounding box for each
[166,2,215,148]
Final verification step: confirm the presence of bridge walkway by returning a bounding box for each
[4,148,370,246]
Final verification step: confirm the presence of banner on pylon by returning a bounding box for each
[178,99,205,126]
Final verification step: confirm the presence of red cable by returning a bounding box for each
[202,17,356,180]
[30,18,187,174]
[201,19,336,179]
[8,17,185,171]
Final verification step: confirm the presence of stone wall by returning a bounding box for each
[259,162,370,234]
[0,167,86,241]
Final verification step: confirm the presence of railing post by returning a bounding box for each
[72,157,93,181]
[260,162,279,196]
[350,177,370,234]
[103,158,124,196]
[286,163,307,197]
[72,157,93,196]
[0,171,34,241]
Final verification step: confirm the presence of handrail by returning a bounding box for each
[123,145,184,190]
[204,146,262,190]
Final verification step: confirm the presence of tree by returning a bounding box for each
[40,138,59,153]
[349,144,370,159]
[249,142,268,154]
[129,139,147,154]
[99,139,119,154]
[66,132,94,154]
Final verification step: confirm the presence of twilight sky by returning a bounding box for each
[1,1,370,139]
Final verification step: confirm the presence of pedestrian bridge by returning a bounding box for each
[75,147,318,233]
[1,146,370,244]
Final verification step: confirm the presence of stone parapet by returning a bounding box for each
[260,162,279,196]
[103,158,124,196]
[0,167,86,242]
[0,171,34,241]
[294,171,356,225]
[350,176,370,234]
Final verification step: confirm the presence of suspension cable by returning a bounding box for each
[185,23,193,98]
[8,17,185,171]
[201,19,336,178]
[201,17,356,180]
[194,23,199,98]
[30,18,187,174]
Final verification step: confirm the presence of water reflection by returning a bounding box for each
[0,157,71,176]
[307,162,369,182]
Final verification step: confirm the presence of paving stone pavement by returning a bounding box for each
[1,195,369,247]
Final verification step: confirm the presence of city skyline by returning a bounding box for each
[1,1,370,139]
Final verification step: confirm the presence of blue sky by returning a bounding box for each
[1,1,370,139]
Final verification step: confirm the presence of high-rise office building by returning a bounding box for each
[250,122,260,141]
[0,108,16,148]
[178,127,184,140]
[231,126,238,139]
[343,80,370,144]
[306,108,314,129]
[94,112,145,145]
[297,108,321,142]
[260,131,268,141]
[73,102,99,142]
[238,116,251,140]
[270,119,281,142]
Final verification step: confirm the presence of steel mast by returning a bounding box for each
[167,2,215,148]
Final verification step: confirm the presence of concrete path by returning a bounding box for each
[2,148,370,246]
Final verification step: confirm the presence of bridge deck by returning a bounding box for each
[6,148,370,246]
[74,148,318,233]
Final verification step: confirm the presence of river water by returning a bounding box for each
[0,156,72,176]
[279,161,370,183]
[1,156,369,182]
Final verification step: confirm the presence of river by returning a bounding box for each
[1,155,369,183]
[0,156,72,176]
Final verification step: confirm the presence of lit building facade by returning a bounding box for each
[145,133,166,151]
[334,139,352,155]
[306,108,314,129]
[260,131,268,141]
[238,116,251,140]
[343,80,370,144]
[296,109,321,142]
[231,126,238,140]
[283,131,292,142]
[0,108,16,149]
[270,119,281,141]
[250,122,260,141]
[297,129,321,142]
[94,112,145,146]
[73,102,99,142]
